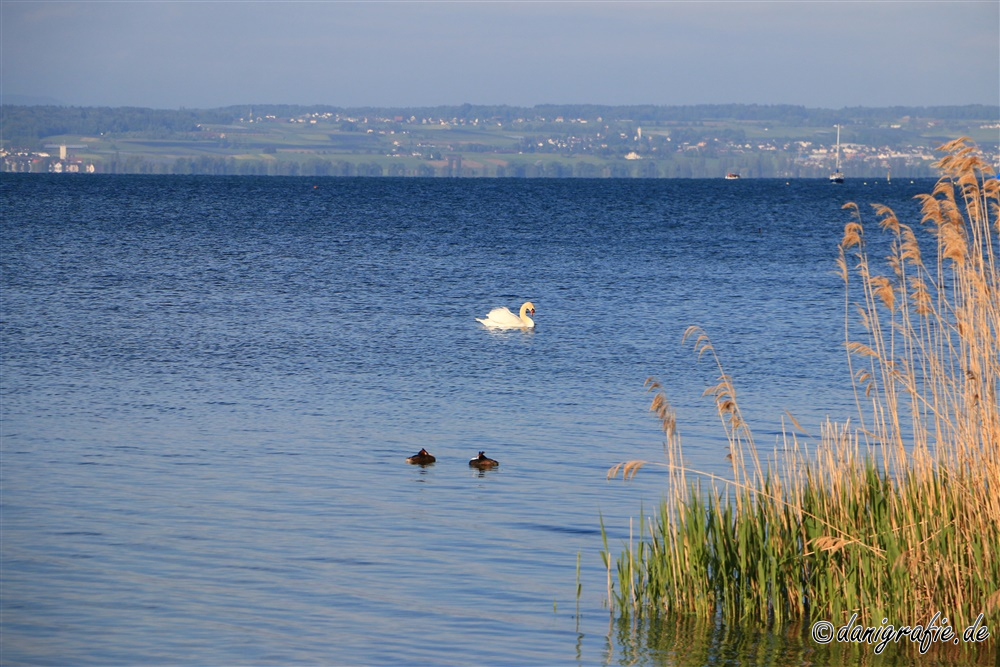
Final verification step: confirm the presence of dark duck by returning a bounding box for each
[469,451,499,469]
[406,448,436,465]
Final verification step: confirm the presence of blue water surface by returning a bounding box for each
[1,174,936,665]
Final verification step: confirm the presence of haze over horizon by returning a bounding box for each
[2,1,998,111]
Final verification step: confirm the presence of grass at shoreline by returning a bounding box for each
[604,139,999,648]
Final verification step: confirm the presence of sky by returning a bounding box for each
[2,0,998,110]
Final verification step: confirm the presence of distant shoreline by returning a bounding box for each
[3,103,997,178]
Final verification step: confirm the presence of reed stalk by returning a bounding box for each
[604,139,1000,644]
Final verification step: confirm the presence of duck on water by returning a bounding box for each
[406,448,436,465]
[469,451,499,469]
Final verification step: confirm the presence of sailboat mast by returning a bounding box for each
[835,124,841,170]
[829,124,845,183]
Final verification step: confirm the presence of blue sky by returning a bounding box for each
[2,1,998,109]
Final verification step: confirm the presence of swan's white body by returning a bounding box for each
[476,301,535,329]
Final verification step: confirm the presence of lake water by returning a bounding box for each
[1,174,941,665]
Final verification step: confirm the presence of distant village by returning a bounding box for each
[3,106,998,178]
[226,111,984,175]
[3,145,97,174]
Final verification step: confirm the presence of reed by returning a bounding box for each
[605,139,1000,640]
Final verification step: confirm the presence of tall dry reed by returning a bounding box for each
[605,139,1000,638]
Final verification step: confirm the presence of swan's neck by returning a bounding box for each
[519,303,534,326]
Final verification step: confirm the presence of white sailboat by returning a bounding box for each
[830,124,845,183]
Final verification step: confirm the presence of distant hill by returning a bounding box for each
[3,103,997,178]
[4,103,997,141]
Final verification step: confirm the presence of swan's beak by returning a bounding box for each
[529,308,535,314]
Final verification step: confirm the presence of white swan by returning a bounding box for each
[476,301,535,329]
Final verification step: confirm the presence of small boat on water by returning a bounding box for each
[830,125,845,183]
[725,172,741,180]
